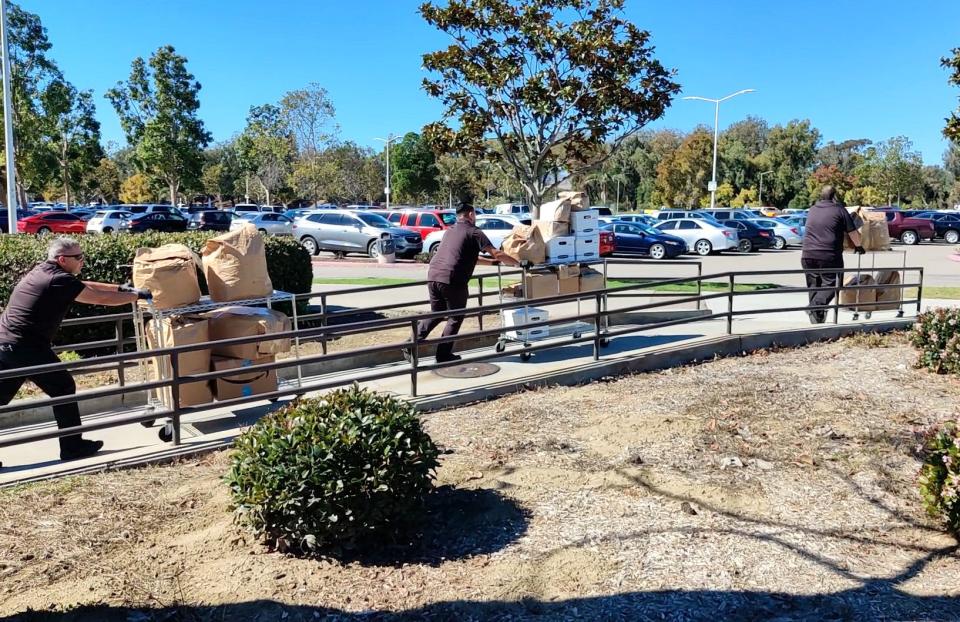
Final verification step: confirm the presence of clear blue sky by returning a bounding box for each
[19,0,960,164]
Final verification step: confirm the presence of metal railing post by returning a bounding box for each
[114,317,126,391]
[319,294,328,355]
[917,268,924,314]
[833,270,840,324]
[170,353,181,446]
[477,276,484,332]
[409,319,419,397]
[696,263,703,310]
[726,274,734,334]
[593,294,602,361]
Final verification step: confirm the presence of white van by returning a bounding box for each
[494,203,530,215]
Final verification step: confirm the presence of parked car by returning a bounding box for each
[187,210,232,232]
[603,221,687,259]
[283,208,315,222]
[615,213,657,226]
[599,229,615,256]
[721,219,777,252]
[493,203,530,215]
[654,218,738,255]
[781,214,807,236]
[0,209,37,233]
[747,217,803,249]
[921,213,960,244]
[373,208,457,239]
[293,209,422,258]
[700,208,757,221]
[17,212,87,234]
[232,212,294,235]
[123,204,176,216]
[119,211,188,233]
[758,207,782,217]
[232,203,262,216]
[86,210,132,233]
[422,214,528,256]
[870,209,935,245]
[587,205,614,217]
[656,210,723,225]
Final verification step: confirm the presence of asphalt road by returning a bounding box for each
[311,241,959,288]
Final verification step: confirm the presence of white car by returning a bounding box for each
[422,214,531,256]
[748,218,803,249]
[230,212,294,235]
[654,218,739,255]
[86,209,131,234]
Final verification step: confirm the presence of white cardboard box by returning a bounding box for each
[502,307,550,340]
[546,236,575,262]
[575,236,599,261]
[571,210,599,234]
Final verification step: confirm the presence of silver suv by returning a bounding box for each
[294,209,423,258]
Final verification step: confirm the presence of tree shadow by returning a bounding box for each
[329,485,530,567]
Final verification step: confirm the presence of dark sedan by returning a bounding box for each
[721,219,777,252]
[602,221,687,259]
[187,210,232,231]
[120,211,188,233]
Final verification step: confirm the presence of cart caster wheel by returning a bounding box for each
[573,332,582,340]
[600,338,611,347]
[269,398,279,403]
[520,351,532,362]
[896,310,904,318]
[852,313,859,320]
[140,419,155,428]
[865,312,872,319]
[158,422,174,443]
[495,340,506,353]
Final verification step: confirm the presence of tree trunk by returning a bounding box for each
[62,139,70,208]
[169,181,178,207]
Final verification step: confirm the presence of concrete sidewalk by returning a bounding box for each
[0,289,925,487]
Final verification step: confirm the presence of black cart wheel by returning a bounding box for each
[852,312,860,320]
[865,311,872,319]
[600,337,611,347]
[140,419,155,428]
[520,351,532,362]
[495,340,506,353]
[158,422,174,443]
[573,332,582,340]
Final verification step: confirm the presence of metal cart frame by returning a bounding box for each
[131,290,302,442]
[844,250,908,320]
[493,259,610,361]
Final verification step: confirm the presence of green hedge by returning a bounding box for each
[0,232,313,349]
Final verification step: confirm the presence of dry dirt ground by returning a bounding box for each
[1,332,959,621]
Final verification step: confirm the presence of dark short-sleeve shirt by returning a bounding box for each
[801,200,857,261]
[0,261,86,346]
[427,221,493,286]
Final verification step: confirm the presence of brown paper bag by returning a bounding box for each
[212,355,278,401]
[203,306,291,360]
[874,270,902,309]
[132,244,201,310]
[146,315,212,407]
[502,224,546,265]
[558,191,588,211]
[534,219,570,242]
[844,207,891,251]
[539,198,572,223]
[202,224,273,302]
[840,274,878,309]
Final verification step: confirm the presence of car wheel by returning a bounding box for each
[299,236,319,256]
[738,239,753,253]
[900,230,919,245]
[102,227,112,233]
[649,243,667,260]
[258,228,268,235]
[367,239,381,259]
[37,226,51,235]
[945,229,960,245]
[429,243,441,257]
[774,236,786,250]
[694,239,712,256]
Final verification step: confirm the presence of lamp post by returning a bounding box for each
[758,170,773,207]
[374,133,400,209]
[683,89,755,208]
[1,0,17,231]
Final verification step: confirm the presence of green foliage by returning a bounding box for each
[226,386,440,555]
[389,132,438,203]
[236,104,297,205]
[655,127,712,208]
[758,120,821,208]
[917,420,960,533]
[909,308,960,374]
[420,0,680,214]
[0,231,312,348]
[943,48,960,143]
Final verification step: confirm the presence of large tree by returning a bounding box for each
[106,45,211,205]
[236,104,296,205]
[944,48,960,142]
[655,127,712,208]
[757,119,820,208]
[870,136,924,206]
[389,132,437,202]
[419,0,679,216]
[44,80,102,206]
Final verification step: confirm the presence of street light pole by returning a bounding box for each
[1,0,17,230]
[374,133,400,209]
[758,170,773,207]
[683,89,755,209]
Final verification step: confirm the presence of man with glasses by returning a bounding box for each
[0,237,151,466]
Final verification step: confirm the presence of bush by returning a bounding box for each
[918,420,960,533]
[225,385,440,555]
[0,232,313,349]
[909,308,960,374]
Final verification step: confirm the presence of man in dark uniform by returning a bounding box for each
[801,186,865,324]
[0,237,150,466]
[409,203,519,362]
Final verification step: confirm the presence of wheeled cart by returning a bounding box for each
[131,291,302,442]
[841,250,907,321]
[493,260,611,361]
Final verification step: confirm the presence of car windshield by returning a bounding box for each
[356,212,391,227]
[440,213,457,225]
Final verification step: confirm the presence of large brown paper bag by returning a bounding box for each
[845,207,891,251]
[539,198,572,223]
[502,224,546,265]
[558,191,588,211]
[146,315,212,407]
[132,244,202,310]
[203,306,291,360]
[840,274,878,309]
[534,219,570,242]
[202,224,273,301]
[874,270,902,309]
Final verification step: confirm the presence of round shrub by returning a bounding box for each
[918,420,960,533]
[225,385,440,555]
[909,308,960,374]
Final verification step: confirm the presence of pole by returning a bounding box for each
[758,170,772,207]
[385,135,391,209]
[710,100,720,209]
[2,0,17,230]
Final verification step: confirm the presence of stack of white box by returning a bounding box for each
[571,209,599,261]
[501,307,549,340]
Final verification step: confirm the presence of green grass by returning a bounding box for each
[313,277,416,287]
[313,276,781,293]
[907,286,960,300]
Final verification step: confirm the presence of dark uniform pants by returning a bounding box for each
[801,257,843,317]
[416,281,469,359]
[0,343,82,452]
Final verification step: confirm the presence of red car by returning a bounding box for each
[599,229,615,256]
[870,209,935,245]
[17,212,88,235]
[373,208,456,239]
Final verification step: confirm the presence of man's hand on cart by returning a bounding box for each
[853,245,866,255]
[118,283,153,300]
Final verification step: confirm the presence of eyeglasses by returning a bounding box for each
[59,253,84,261]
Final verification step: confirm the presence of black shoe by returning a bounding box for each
[60,439,103,462]
[806,310,819,325]
[401,347,412,363]
[436,353,461,363]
